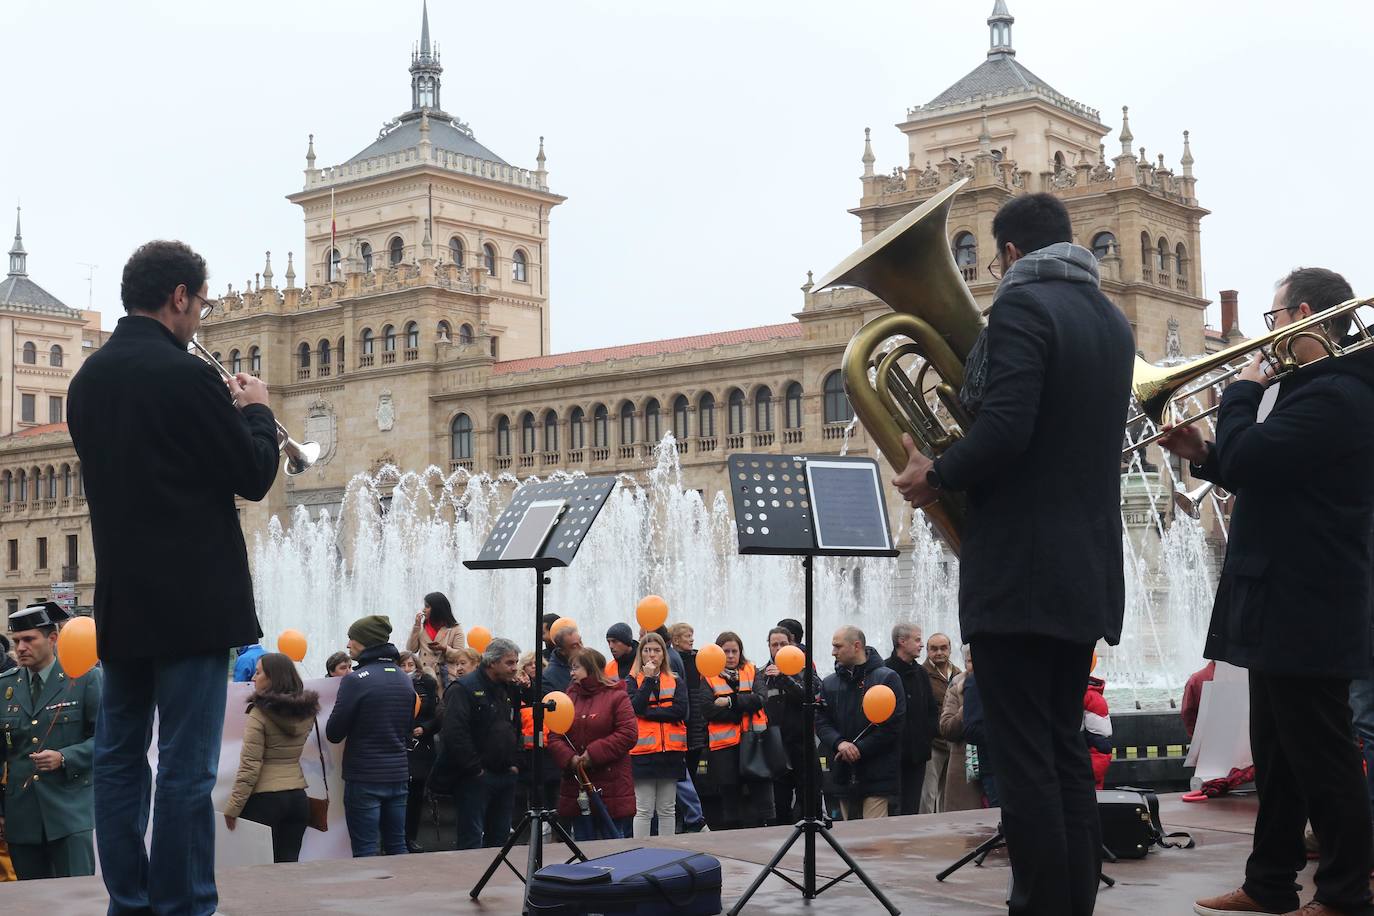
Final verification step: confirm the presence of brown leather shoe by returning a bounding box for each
[1195,888,1289,915]
[1281,903,1353,915]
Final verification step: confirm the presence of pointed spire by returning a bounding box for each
[262,251,274,287]
[285,252,296,289]
[988,1,1015,58]
[1139,146,1148,166]
[536,136,546,170]
[419,0,432,58]
[1118,106,1133,156]
[534,136,547,186]
[861,127,875,177]
[8,206,26,278]
[306,134,316,169]
[410,1,442,110]
[1180,130,1194,177]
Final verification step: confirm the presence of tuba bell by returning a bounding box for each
[815,178,984,554]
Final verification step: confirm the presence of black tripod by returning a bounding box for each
[469,568,588,911]
[727,557,901,916]
[936,823,1116,891]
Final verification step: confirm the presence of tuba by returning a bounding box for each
[815,178,984,553]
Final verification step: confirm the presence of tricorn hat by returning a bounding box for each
[8,601,69,633]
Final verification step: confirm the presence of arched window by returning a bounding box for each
[459,323,474,344]
[29,468,39,502]
[727,389,746,435]
[495,415,512,457]
[754,386,773,433]
[383,325,396,352]
[2,471,11,503]
[359,242,373,273]
[1175,243,1188,273]
[61,464,71,497]
[230,349,242,374]
[698,392,716,437]
[569,406,586,450]
[49,345,63,368]
[784,382,803,429]
[619,401,636,445]
[297,342,311,368]
[520,412,536,454]
[45,466,56,500]
[211,351,221,363]
[644,398,661,443]
[823,370,853,423]
[483,244,497,276]
[389,237,405,266]
[450,413,473,460]
[543,410,558,452]
[512,249,528,282]
[1157,237,1170,273]
[1140,231,1152,269]
[250,346,261,373]
[449,237,464,267]
[21,342,35,364]
[1091,232,1118,260]
[592,404,609,448]
[672,395,689,440]
[437,320,451,341]
[325,247,341,281]
[318,339,331,367]
[952,232,978,279]
[405,321,419,349]
[15,470,25,503]
[361,328,375,355]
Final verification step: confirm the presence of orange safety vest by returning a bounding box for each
[629,671,688,755]
[704,664,769,751]
[520,703,549,750]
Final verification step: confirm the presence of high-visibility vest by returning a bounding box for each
[520,703,549,750]
[630,672,688,755]
[704,664,769,751]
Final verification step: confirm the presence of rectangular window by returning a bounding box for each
[66,534,78,568]
[5,599,15,616]
[49,396,62,424]
[20,394,34,423]
[7,539,17,571]
[37,537,47,570]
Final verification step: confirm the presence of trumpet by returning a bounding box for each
[189,337,322,477]
[1125,295,1374,454]
[1173,480,1228,520]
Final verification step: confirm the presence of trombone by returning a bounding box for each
[189,337,322,477]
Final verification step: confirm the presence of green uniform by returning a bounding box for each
[0,657,101,879]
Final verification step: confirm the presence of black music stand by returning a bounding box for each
[723,454,902,916]
[465,476,618,914]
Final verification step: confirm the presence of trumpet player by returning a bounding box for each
[894,193,1134,916]
[68,240,280,915]
[1160,269,1374,916]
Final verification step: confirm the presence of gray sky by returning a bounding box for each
[3,0,1370,352]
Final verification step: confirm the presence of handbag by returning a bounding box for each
[1098,787,1194,859]
[308,718,329,832]
[739,717,786,782]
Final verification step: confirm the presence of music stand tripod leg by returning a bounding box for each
[816,823,901,915]
[935,827,1005,882]
[724,825,805,916]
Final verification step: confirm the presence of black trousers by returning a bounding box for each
[972,635,1100,916]
[899,760,927,816]
[240,789,309,864]
[1243,671,1374,912]
[405,776,426,843]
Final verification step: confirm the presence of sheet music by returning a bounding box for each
[805,460,894,552]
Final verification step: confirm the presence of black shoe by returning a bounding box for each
[683,820,707,834]
[406,840,425,853]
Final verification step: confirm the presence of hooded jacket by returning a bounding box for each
[325,643,414,784]
[815,646,906,798]
[1194,344,1374,677]
[547,676,638,819]
[225,688,321,817]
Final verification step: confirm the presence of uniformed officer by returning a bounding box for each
[0,602,101,879]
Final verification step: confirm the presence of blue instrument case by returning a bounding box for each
[527,847,722,915]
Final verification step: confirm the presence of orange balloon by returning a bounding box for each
[550,617,577,640]
[57,616,98,678]
[413,693,421,718]
[277,629,308,663]
[1091,652,1098,674]
[635,595,669,632]
[467,626,493,653]
[775,645,805,677]
[696,643,726,679]
[862,684,897,724]
[544,691,575,734]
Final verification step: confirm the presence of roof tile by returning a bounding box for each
[492,322,803,375]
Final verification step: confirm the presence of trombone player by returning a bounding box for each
[894,193,1134,915]
[1161,269,1374,916]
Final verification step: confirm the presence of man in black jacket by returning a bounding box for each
[435,637,521,849]
[542,623,582,694]
[1162,268,1374,916]
[815,627,906,820]
[895,193,1134,915]
[68,240,279,915]
[763,626,807,824]
[886,622,938,816]
[325,615,415,857]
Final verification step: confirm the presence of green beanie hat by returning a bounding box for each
[348,614,393,649]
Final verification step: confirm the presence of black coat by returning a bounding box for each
[702,667,767,786]
[815,647,906,798]
[433,667,520,792]
[542,650,573,695]
[408,670,441,777]
[324,643,414,784]
[1194,348,1374,678]
[935,276,1134,645]
[885,652,938,765]
[679,650,708,752]
[67,316,279,660]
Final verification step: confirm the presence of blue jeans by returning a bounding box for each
[454,769,517,849]
[95,651,229,916]
[676,769,704,827]
[343,780,409,857]
[1349,677,1374,822]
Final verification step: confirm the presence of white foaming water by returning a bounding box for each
[253,433,1216,697]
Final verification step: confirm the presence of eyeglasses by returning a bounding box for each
[1262,306,1294,332]
[193,294,215,321]
[987,254,1003,280]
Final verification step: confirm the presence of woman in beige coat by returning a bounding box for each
[224,653,321,862]
[937,649,984,812]
[405,591,466,676]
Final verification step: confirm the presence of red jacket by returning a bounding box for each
[1083,676,1112,789]
[547,677,638,819]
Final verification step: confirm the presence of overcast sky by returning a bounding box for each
[3,0,1369,352]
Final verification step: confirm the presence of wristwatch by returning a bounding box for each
[925,463,945,492]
